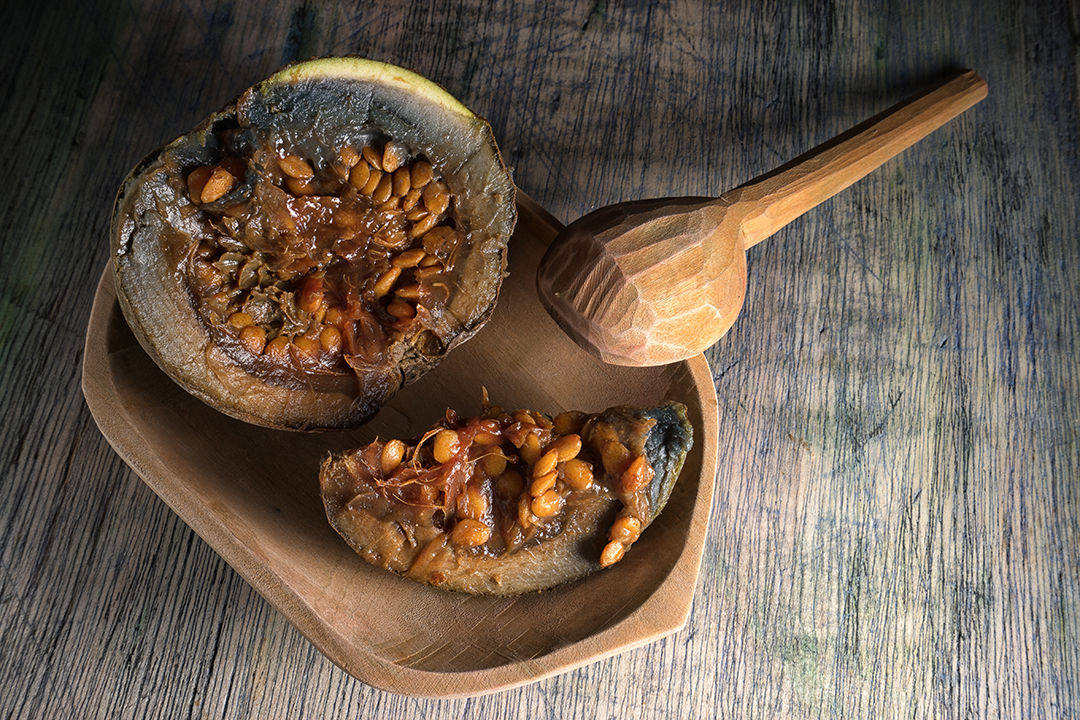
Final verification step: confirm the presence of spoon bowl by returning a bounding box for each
[538,197,747,366]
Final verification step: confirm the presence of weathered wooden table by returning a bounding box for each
[3,1,1077,717]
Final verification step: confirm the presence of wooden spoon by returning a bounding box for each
[536,70,988,366]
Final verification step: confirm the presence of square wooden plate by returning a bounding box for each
[82,193,718,697]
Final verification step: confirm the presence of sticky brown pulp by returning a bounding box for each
[177,140,464,379]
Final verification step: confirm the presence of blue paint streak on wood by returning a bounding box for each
[281,1,316,64]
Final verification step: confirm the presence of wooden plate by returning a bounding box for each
[81,193,719,697]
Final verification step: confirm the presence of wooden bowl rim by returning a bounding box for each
[81,193,719,697]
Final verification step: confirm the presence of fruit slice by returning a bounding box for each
[111,58,516,429]
[320,399,694,594]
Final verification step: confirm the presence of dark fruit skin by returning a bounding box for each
[320,402,693,595]
[111,58,516,430]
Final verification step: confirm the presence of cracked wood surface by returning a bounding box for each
[1,0,1077,717]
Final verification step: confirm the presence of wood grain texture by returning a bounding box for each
[2,0,1078,718]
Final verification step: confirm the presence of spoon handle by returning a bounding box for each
[728,70,987,249]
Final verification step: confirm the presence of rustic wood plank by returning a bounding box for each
[1,0,1077,717]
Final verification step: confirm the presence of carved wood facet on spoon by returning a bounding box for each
[537,70,988,366]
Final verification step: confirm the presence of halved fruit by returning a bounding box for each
[111,58,516,429]
[320,399,694,595]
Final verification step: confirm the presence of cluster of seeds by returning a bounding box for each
[371,404,654,567]
[182,139,462,368]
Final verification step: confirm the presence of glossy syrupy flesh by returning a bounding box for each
[179,135,463,379]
